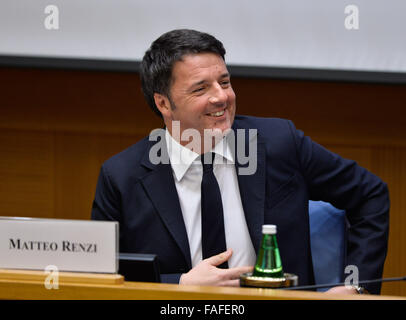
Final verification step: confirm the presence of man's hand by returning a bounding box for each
[179,248,253,287]
[325,286,359,295]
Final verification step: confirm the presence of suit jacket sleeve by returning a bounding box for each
[91,165,183,284]
[91,165,122,223]
[287,120,390,294]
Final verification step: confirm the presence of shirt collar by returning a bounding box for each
[165,129,235,182]
[165,129,199,182]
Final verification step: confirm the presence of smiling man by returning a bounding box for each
[91,29,389,294]
[154,52,236,141]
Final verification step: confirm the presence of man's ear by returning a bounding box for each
[154,93,172,118]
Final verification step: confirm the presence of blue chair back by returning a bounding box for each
[308,200,346,291]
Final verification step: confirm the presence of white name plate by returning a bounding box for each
[0,217,118,273]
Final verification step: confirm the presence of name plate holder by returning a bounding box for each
[0,217,121,285]
[0,269,124,285]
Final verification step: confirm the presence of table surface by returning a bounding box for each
[0,276,404,300]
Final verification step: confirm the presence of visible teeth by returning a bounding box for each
[209,110,225,117]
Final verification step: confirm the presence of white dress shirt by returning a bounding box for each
[165,129,256,268]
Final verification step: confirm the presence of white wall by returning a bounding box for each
[0,0,405,72]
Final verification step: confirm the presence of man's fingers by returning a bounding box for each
[325,286,358,295]
[224,266,253,280]
[182,251,253,287]
[205,249,233,266]
[201,251,253,287]
[219,267,253,286]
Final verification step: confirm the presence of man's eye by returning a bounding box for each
[193,87,204,93]
[221,81,230,87]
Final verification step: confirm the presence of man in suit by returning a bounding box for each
[91,29,389,294]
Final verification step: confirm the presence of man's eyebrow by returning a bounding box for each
[190,80,206,88]
[220,72,230,79]
[189,73,231,90]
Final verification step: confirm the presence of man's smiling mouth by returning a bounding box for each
[208,109,225,117]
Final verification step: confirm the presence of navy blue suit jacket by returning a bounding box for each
[91,116,389,293]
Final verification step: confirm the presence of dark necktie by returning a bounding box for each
[200,152,228,269]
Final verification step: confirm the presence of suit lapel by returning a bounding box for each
[233,125,266,253]
[140,139,192,269]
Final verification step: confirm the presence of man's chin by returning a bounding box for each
[212,116,233,133]
[208,124,231,137]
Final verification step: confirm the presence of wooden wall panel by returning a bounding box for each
[53,132,140,220]
[370,148,406,296]
[0,130,55,218]
[0,66,405,296]
[324,145,406,296]
[53,133,100,220]
[0,68,161,135]
[232,77,406,147]
[326,146,372,171]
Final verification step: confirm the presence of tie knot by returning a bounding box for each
[201,152,215,172]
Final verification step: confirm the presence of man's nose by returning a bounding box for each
[208,84,228,105]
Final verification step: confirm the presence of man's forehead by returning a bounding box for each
[172,53,228,82]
